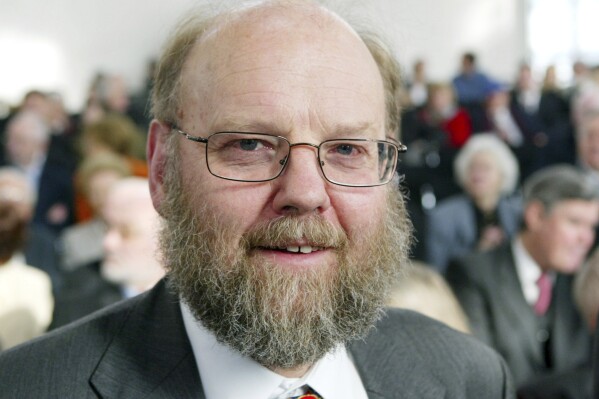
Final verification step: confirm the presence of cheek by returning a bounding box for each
[330,188,387,237]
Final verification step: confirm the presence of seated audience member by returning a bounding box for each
[0,167,62,293]
[100,177,164,298]
[510,64,575,171]
[81,73,131,126]
[0,2,512,397]
[517,245,599,398]
[452,52,498,132]
[425,134,522,272]
[0,199,53,350]
[577,110,599,185]
[387,261,470,333]
[2,111,75,233]
[75,114,147,222]
[51,178,163,328]
[536,65,575,166]
[417,82,472,149]
[406,59,429,107]
[18,90,79,170]
[60,153,131,271]
[447,165,599,388]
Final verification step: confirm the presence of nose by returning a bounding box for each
[271,144,331,215]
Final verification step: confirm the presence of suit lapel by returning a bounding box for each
[497,246,544,366]
[90,280,205,398]
[348,326,445,398]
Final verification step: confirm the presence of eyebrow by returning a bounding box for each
[212,118,381,139]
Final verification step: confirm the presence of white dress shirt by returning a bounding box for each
[512,238,552,306]
[180,302,369,399]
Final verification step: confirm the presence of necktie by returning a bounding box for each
[534,272,552,315]
[290,386,323,399]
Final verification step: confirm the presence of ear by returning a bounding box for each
[523,201,546,232]
[147,119,171,216]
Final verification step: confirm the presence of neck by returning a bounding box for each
[473,195,498,213]
[271,363,312,378]
[519,232,546,272]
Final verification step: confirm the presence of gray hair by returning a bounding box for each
[522,164,599,211]
[453,134,520,194]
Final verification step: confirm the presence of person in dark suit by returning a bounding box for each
[2,111,75,234]
[0,2,513,397]
[517,244,599,399]
[447,165,599,389]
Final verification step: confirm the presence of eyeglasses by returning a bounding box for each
[171,125,407,187]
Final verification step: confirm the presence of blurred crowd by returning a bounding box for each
[1,51,599,397]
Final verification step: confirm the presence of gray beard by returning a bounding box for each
[159,144,412,369]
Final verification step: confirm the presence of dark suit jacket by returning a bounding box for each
[594,320,599,399]
[446,243,591,387]
[33,158,75,234]
[0,279,515,398]
[425,194,522,272]
[517,366,592,399]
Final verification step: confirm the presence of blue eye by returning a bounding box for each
[335,144,355,156]
[239,139,260,151]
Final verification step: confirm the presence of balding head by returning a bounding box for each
[151,0,401,137]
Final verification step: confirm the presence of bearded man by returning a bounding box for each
[0,1,513,397]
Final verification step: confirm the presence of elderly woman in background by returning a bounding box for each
[425,134,522,272]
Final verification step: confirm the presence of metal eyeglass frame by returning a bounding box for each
[169,123,407,187]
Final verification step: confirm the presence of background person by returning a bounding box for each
[425,134,522,272]
[447,164,599,388]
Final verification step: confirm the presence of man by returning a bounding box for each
[0,2,513,397]
[517,246,599,398]
[452,52,498,105]
[100,177,164,298]
[447,165,599,388]
[3,111,75,233]
[50,177,164,329]
[452,52,499,132]
[577,110,599,184]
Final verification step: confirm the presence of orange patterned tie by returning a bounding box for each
[290,386,323,399]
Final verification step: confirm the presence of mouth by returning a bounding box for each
[257,245,326,254]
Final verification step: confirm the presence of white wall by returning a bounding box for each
[0,0,527,112]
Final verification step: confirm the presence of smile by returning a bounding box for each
[260,245,325,254]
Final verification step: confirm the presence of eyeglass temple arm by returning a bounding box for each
[168,122,208,144]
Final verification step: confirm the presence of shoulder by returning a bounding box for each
[429,195,472,217]
[0,260,51,285]
[0,294,141,392]
[447,243,511,283]
[350,309,513,397]
[498,196,523,213]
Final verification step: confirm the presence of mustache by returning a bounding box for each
[241,215,348,251]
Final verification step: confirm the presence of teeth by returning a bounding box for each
[283,245,322,254]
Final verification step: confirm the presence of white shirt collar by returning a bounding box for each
[180,301,368,399]
[512,237,547,305]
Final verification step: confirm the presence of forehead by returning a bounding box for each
[178,4,385,136]
[104,190,153,224]
[546,199,599,219]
